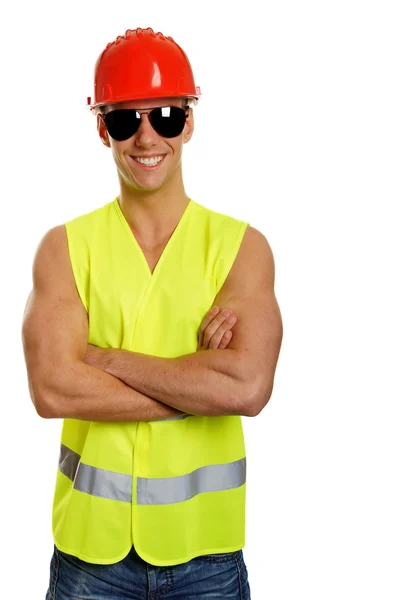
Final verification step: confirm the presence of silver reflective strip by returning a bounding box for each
[148,414,191,422]
[59,443,132,503]
[59,444,246,506]
[74,462,132,503]
[59,443,80,481]
[137,457,246,505]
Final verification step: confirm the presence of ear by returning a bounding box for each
[183,107,194,144]
[97,113,111,148]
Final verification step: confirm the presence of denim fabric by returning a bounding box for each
[45,544,251,599]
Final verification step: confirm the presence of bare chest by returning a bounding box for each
[137,240,170,275]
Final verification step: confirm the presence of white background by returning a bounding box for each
[2,0,399,598]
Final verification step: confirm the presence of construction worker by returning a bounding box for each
[22,27,283,599]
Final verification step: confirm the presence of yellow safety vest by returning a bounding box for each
[52,196,250,566]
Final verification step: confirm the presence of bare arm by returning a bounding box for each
[21,225,185,421]
[83,342,251,417]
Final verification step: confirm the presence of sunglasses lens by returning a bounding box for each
[149,106,187,138]
[103,110,140,141]
[103,107,187,140]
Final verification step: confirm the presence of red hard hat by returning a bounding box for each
[87,27,201,111]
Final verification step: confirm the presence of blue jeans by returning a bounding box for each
[45,544,251,599]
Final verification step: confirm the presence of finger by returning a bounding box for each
[208,313,237,350]
[198,306,220,348]
[218,329,232,349]
[198,325,233,351]
[203,309,234,349]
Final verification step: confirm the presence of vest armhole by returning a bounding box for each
[64,222,89,313]
[215,221,250,296]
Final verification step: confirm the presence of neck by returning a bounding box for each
[117,167,190,246]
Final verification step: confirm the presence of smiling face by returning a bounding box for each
[96,97,194,193]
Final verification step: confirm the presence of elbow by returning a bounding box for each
[36,400,55,419]
[234,381,260,417]
[27,378,60,419]
[36,396,59,419]
[26,360,86,419]
[243,379,273,417]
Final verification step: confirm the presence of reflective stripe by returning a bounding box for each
[59,443,80,481]
[75,462,132,502]
[137,458,246,505]
[148,414,191,422]
[59,443,132,503]
[59,444,246,505]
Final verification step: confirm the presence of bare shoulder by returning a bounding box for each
[244,224,274,259]
[224,224,276,296]
[31,225,75,295]
[22,224,81,331]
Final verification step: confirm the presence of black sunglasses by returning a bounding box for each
[101,106,189,141]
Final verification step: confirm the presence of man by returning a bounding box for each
[22,27,283,599]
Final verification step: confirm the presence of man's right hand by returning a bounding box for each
[197,307,237,351]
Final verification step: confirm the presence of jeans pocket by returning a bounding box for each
[45,545,60,600]
[236,551,251,600]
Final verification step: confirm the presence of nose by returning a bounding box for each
[134,113,159,149]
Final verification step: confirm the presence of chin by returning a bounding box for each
[127,178,165,193]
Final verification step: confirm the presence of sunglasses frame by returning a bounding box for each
[100,105,190,140]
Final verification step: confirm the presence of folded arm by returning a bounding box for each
[85,226,283,418]
[84,343,252,417]
[21,225,185,421]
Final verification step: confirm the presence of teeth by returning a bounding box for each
[134,155,164,166]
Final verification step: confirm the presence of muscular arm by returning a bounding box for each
[84,344,251,417]
[21,225,185,421]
